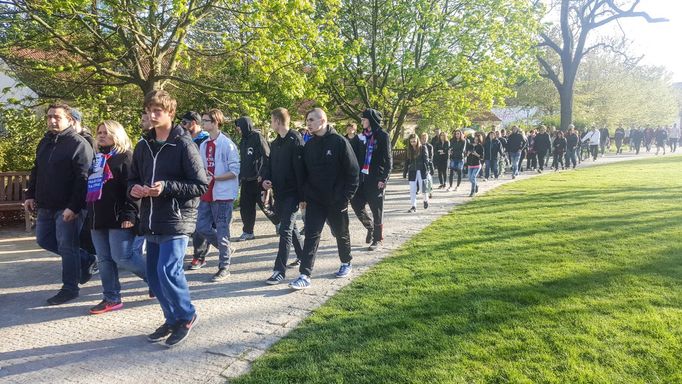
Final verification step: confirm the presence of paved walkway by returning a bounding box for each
[0,152,671,383]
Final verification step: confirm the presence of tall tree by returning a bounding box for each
[326,0,540,146]
[536,0,666,131]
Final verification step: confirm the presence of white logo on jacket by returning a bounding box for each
[326,149,332,156]
[247,147,254,155]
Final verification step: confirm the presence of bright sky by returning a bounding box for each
[615,0,682,82]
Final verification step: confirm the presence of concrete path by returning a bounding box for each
[0,152,671,383]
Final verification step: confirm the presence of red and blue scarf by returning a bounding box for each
[86,151,116,202]
[361,129,375,175]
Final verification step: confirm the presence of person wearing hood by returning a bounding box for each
[349,108,392,251]
[128,90,208,348]
[180,111,211,271]
[235,116,278,241]
[288,108,359,290]
[25,102,94,305]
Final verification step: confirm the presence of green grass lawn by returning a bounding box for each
[234,156,682,384]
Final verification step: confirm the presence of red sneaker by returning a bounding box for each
[188,258,207,270]
[89,300,123,315]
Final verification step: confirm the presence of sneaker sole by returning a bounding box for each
[266,279,283,285]
[289,283,310,290]
[164,316,199,348]
[89,303,123,315]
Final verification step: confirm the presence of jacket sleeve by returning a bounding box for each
[379,132,392,182]
[118,152,140,224]
[26,139,43,199]
[68,141,94,213]
[257,133,270,177]
[341,138,360,201]
[226,139,241,180]
[293,140,306,202]
[403,158,408,178]
[162,141,209,199]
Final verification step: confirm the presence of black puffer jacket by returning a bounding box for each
[128,125,208,236]
[403,146,430,181]
[350,129,392,185]
[26,127,94,212]
[506,132,526,152]
[88,150,139,230]
[433,139,450,165]
[237,117,270,181]
[534,132,551,152]
[262,129,305,201]
[449,139,466,160]
[303,126,359,206]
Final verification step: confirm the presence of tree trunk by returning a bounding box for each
[559,82,574,131]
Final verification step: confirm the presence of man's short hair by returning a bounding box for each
[306,108,327,122]
[47,102,72,116]
[205,109,225,127]
[181,111,201,125]
[144,90,177,114]
[346,122,357,130]
[271,107,290,127]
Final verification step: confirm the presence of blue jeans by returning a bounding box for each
[196,200,233,269]
[468,166,480,194]
[91,228,147,302]
[510,151,522,176]
[146,235,195,325]
[132,235,146,259]
[273,195,303,274]
[35,208,86,294]
[484,159,499,179]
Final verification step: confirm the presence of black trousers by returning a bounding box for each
[239,179,280,234]
[299,200,352,277]
[273,194,303,274]
[537,149,548,170]
[351,181,385,242]
[435,160,448,186]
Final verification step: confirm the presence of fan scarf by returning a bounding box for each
[86,151,116,202]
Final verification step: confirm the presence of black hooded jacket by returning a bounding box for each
[236,117,270,182]
[351,109,393,185]
[303,126,359,206]
[26,127,94,212]
[128,125,208,236]
[262,129,306,201]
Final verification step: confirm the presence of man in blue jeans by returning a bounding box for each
[196,108,240,282]
[129,90,208,348]
[506,125,526,179]
[25,102,94,305]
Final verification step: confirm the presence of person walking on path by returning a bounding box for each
[447,130,466,191]
[404,133,431,212]
[565,125,579,169]
[534,126,551,173]
[630,127,643,154]
[349,109,392,251]
[655,126,668,155]
[669,123,680,153]
[525,129,537,172]
[466,133,484,197]
[433,131,450,188]
[261,108,305,285]
[552,130,567,171]
[181,111,212,270]
[582,126,601,161]
[644,127,654,153]
[289,108,359,290]
[196,109,240,282]
[483,131,503,180]
[419,132,435,198]
[614,125,625,154]
[506,126,525,179]
[128,90,208,347]
[87,120,147,314]
[235,116,278,242]
[25,102,94,305]
[599,127,610,156]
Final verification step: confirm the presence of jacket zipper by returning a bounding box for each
[143,140,170,232]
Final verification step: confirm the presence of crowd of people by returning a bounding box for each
[23,89,677,348]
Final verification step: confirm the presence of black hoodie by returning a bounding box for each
[351,109,393,184]
[262,129,306,201]
[128,125,208,235]
[303,126,359,206]
[236,117,270,181]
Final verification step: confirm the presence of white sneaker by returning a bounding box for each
[235,232,255,242]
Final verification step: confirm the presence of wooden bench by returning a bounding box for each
[0,172,32,231]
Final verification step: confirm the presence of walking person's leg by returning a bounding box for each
[90,229,121,304]
[239,180,258,238]
[350,186,373,242]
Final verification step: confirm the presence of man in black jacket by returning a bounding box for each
[350,109,392,251]
[289,108,359,290]
[261,108,306,284]
[25,102,94,305]
[235,116,278,241]
[129,90,208,348]
[506,126,526,179]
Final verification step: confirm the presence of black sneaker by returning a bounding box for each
[287,259,301,268]
[423,201,429,209]
[148,323,175,343]
[211,268,230,282]
[47,290,78,305]
[368,241,382,251]
[365,229,373,244]
[266,271,285,285]
[165,314,198,348]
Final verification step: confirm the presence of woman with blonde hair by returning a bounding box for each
[86,120,147,314]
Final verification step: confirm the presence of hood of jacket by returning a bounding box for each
[362,109,382,132]
[235,116,255,138]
